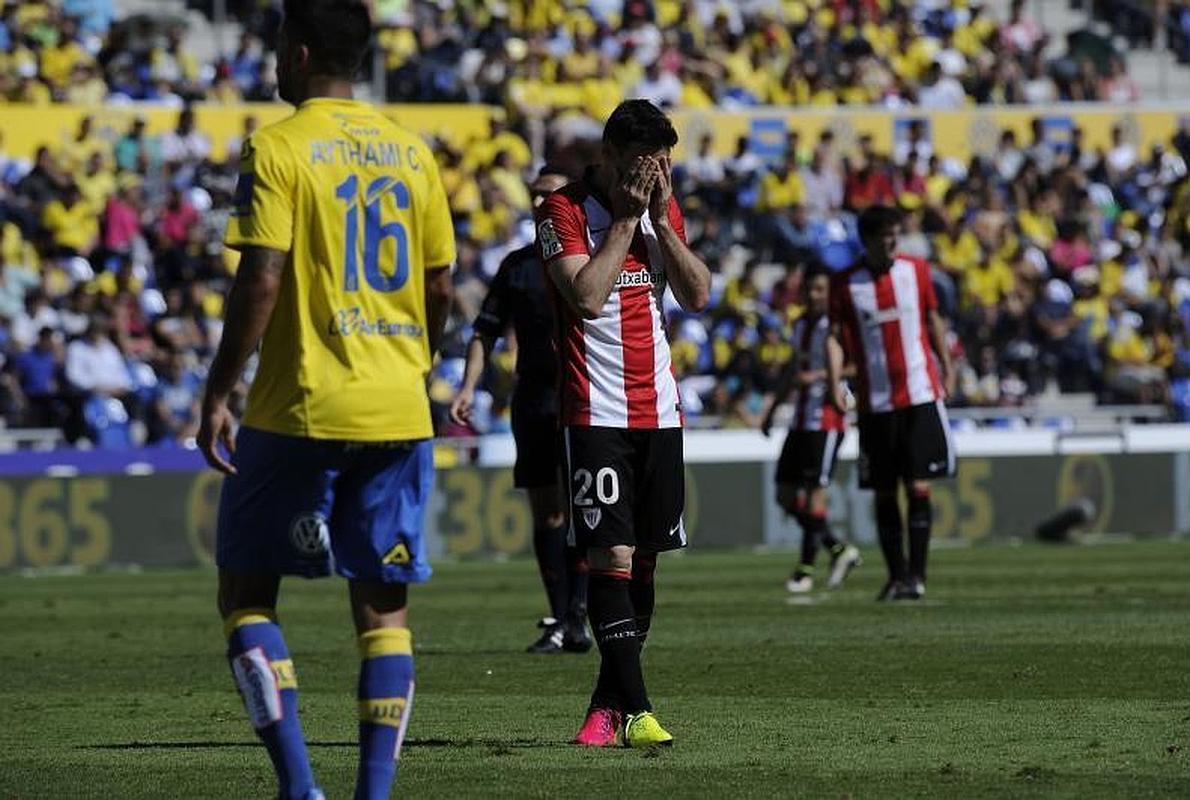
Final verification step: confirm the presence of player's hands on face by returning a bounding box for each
[198,396,238,476]
[449,387,475,426]
[611,156,657,220]
[648,155,673,228]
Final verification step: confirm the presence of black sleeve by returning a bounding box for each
[472,255,513,339]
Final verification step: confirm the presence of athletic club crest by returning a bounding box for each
[583,508,602,529]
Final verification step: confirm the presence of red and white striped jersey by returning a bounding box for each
[536,179,684,429]
[789,313,846,432]
[829,255,943,415]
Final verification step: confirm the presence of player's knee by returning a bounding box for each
[632,551,657,583]
[910,482,931,501]
[807,488,829,517]
[588,545,634,573]
[349,580,409,633]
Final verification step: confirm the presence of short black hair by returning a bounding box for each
[283,0,372,78]
[602,100,679,151]
[537,163,573,181]
[857,205,904,240]
[803,259,832,282]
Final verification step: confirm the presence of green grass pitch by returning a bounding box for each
[2,541,1189,799]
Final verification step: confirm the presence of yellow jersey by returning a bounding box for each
[225,98,456,441]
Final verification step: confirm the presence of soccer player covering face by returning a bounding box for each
[537,100,711,748]
[826,206,957,602]
[760,265,862,593]
[197,2,456,798]
[450,168,593,655]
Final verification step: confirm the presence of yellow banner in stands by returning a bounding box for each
[669,104,1190,163]
[3,102,1187,167]
[0,103,498,162]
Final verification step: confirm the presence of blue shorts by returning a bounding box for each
[216,427,434,583]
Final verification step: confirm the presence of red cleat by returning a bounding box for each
[573,707,622,746]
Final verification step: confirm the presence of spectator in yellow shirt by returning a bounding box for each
[962,255,1015,310]
[39,19,94,92]
[758,155,805,213]
[41,184,98,257]
[934,218,983,277]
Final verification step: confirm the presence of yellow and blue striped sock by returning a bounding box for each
[225,609,316,800]
[355,628,415,800]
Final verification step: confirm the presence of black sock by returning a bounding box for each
[533,523,568,620]
[588,569,650,713]
[795,513,821,577]
[875,494,907,583]
[908,490,932,583]
[814,513,842,553]
[565,545,589,621]
[629,553,657,645]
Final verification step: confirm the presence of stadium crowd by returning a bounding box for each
[1,0,1190,448]
[0,0,1155,110]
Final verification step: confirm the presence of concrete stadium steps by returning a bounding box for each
[988,0,1190,101]
[114,0,239,66]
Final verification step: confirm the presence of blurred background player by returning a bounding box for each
[827,206,956,602]
[760,264,861,594]
[538,100,710,748]
[450,167,592,655]
[197,2,456,798]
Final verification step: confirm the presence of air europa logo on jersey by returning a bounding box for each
[614,267,664,288]
[329,308,424,338]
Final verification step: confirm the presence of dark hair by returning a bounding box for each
[602,100,679,150]
[283,0,372,78]
[857,205,904,240]
[537,163,572,181]
[803,259,832,281]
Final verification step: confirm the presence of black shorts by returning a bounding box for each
[510,381,560,489]
[562,426,686,553]
[857,400,955,491]
[775,429,844,489]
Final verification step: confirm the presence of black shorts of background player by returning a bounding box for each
[760,266,860,594]
[451,169,592,654]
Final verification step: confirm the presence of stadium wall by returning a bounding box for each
[3,102,1190,164]
[0,428,1185,572]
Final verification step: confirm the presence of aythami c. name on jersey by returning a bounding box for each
[789,314,845,432]
[537,177,685,430]
[829,255,942,415]
[224,98,455,441]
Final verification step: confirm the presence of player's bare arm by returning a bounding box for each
[549,158,656,318]
[760,353,801,437]
[425,264,454,358]
[198,245,286,475]
[450,332,494,425]
[928,308,956,399]
[649,155,710,312]
[826,327,849,412]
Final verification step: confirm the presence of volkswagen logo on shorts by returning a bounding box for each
[290,513,330,558]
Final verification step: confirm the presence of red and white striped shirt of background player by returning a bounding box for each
[828,254,944,415]
[536,180,686,429]
[788,313,846,434]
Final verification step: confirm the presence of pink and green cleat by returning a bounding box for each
[573,707,622,747]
